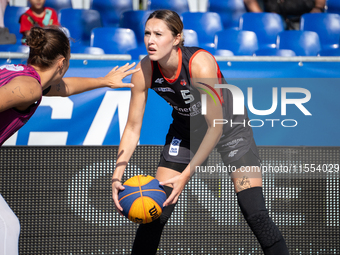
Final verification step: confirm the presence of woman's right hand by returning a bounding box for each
[104,62,140,89]
[112,179,125,216]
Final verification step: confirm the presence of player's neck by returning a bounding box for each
[31,64,59,90]
[158,48,179,79]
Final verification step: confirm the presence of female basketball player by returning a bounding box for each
[112,10,289,255]
[0,26,139,255]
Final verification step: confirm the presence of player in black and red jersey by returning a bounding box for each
[111,9,289,255]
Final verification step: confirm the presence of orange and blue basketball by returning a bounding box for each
[118,175,166,224]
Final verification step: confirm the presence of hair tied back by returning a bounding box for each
[26,27,48,53]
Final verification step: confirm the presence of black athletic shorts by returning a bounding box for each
[158,124,261,173]
[158,148,261,173]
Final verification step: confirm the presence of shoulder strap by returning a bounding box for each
[20,13,38,25]
[42,9,53,26]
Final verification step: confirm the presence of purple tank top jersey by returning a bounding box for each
[0,64,42,146]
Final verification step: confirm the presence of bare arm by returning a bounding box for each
[243,0,263,12]
[161,51,224,206]
[111,58,151,211]
[185,52,224,178]
[112,61,149,180]
[311,0,325,12]
[0,76,41,112]
[44,63,140,97]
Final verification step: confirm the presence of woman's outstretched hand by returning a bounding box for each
[104,62,140,89]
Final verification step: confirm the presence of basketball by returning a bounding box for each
[118,175,167,224]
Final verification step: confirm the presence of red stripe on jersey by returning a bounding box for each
[188,49,225,104]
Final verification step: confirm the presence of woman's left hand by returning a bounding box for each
[160,173,190,207]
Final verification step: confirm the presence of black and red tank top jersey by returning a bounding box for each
[150,46,255,152]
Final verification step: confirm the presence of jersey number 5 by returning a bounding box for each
[181,90,194,104]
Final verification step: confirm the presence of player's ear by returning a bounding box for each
[173,33,181,47]
[57,57,66,73]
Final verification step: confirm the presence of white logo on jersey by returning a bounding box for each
[224,138,244,148]
[169,137,182,156]
[228,150,238,158]
[153,87,175,93]
[0,64,24,72]
[155,78,164,84]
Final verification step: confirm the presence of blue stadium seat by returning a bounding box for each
[4,6,29,44]
[300,13,340,50]
[0,44,29,53]
[255,48,296,56]
[128,45,148,60]
[182,12,223,50]
[239,13,284,49]
[277,31,321,56]
[90,0,133,27]
[70,46,105,54]
[119,10,152,46]
[214,29,258,56]
[214,49,234,56]
[59,8,102,47]
[207,0,246,29]
[318,48,340,56]
[0,45,10,51]
[327,0,340,15]
[147,0,189,14]
[57,26,74,47]
[41,0,72,13]
[90,27,137,54]
[59,26,70,37]
[183,29,199,47]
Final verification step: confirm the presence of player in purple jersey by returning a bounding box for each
[111,10,289,255]
[0,26,139,255]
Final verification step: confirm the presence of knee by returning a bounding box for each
[246,210,283,249]
[237,187,283,249]
[237,186,267,218]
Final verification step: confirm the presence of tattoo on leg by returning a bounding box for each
[236,176,251,191]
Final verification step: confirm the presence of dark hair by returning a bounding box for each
[26,26,70,69]
[146,10,184,48]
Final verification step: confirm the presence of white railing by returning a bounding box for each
[2,52,340,62]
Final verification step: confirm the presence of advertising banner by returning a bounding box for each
[2,59,340,146]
